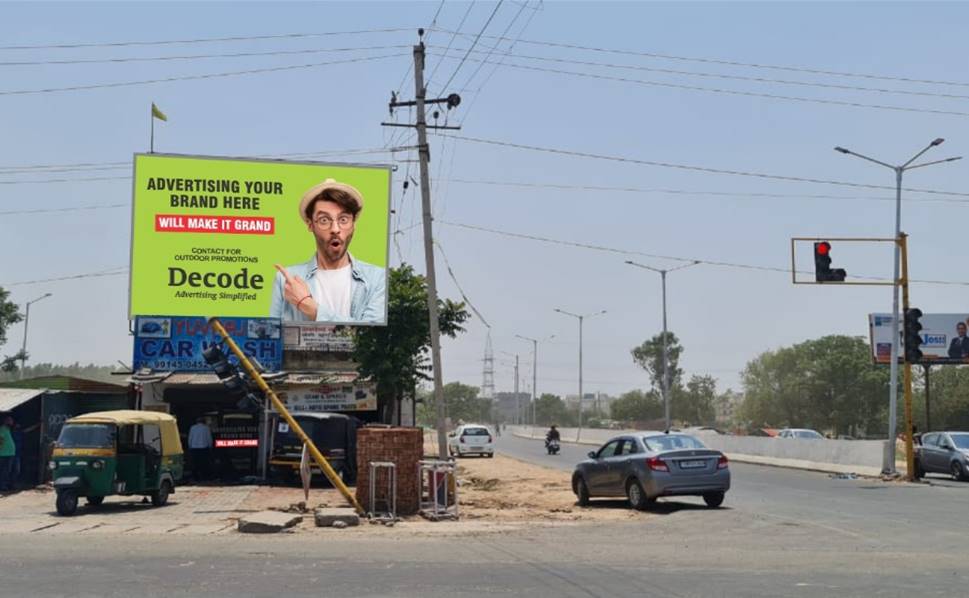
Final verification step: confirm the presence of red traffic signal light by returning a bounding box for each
[816,241,830,256]
[814,241,846,283]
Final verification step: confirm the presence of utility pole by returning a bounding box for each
[20,293,52,380]
[514,354,520,425]
[555,309,606,441]
[516,334,553,427]
[384,30,461,459]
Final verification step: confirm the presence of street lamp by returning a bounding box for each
[20,292,53,379]
[515,333,555,427]
[625,260,701,432]
[554,308,607,441]
[834,139,961,474]
[499,351,521,425]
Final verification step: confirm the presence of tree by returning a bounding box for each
[609,389,663,423]
[354,265,470,424]
[675,374,717,426]
[0,287,22,347]
[738,335,890,436]
[534,393,574,426]
[631,332,683,393]
[418,382,490,426]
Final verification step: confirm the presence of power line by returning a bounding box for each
[439,0,505,93]
[445,135,969,198]
[445,178,969,205]
[425,1,477,92]
[0,203,127,216]
[0,52,408,96]
[0,28,415,51]
[428,54,969,118]
[434,240,491,327]
[439,45,969,101]
[435,29,969,89]
[437,220,969,287]
[5,267,128,286]
[0,44,413,67]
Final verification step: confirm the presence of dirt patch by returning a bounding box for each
[453,454,642,523]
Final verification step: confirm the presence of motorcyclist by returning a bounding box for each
[545,425,561,443]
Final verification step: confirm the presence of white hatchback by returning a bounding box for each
[448,424,495,458]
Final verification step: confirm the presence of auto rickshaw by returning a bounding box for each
[268,412,359,484]
[50,410,184,516]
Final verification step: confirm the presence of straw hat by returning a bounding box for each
[298,178,364,223]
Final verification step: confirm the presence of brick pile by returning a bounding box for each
[356,427,423,515]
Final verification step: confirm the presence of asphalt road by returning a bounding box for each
[3,434,969,597]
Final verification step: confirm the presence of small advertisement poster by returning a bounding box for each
[279,383,377,412]
[869,312,969,364]
[129,154,391,326]
[132,316,282,371]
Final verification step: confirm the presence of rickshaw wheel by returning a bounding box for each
[55,490,79,516]
[86,496,104,506]
[151,480,172,507]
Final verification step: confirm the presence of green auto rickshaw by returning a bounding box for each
[50,410,184,516]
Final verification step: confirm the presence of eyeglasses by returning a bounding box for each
[313,214,354,229]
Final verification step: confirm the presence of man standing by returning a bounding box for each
[948,321,969,359]
[271,178,386,324]
[188,417,213,482]
[0,416,15,492]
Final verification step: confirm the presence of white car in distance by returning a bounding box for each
[448,424,495,458]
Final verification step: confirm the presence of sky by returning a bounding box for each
[3,1,969,402]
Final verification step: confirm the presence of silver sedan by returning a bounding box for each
[572,432,731,509]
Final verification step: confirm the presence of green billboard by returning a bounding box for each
[130,154,391,325]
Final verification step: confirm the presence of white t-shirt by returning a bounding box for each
[312,264,352,319]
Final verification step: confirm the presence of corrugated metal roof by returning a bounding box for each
[0,388,46,412]
[1,376,128,394]
[163,373,221,385]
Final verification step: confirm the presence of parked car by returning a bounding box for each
[448,424,495,458]
[915,431,969,481]
[777,428,824,440]
[572,432,730,510]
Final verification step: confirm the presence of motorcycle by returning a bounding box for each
[545,438,560,455]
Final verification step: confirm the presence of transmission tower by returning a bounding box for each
[481,332,495,400]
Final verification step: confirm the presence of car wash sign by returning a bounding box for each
[133,316,282,371]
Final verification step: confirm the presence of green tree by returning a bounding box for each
[739,335,890,436]
[0,287,21,345]
[354,265,470,424]
[916,366,969,431]
[631,332,683,393]
[534,393,574,426]
[675,374,718,426]
[418,382,490,426]
[609,389,663,423]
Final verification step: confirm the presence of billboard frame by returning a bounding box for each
[127,152,393,326]
[790,236,896,286]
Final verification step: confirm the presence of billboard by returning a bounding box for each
[133,316,282,371]
[279,384,377,412]
[130,154,391,325]
[869,313,969,364]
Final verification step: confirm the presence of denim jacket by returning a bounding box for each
[270,253,386,324]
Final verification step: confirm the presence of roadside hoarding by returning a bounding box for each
[869,312,969,364]
[133,316,282,371]
[279,383,377,412]
[130,154,391,326]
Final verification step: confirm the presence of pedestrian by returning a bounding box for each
[0,415,15,492]
[188,417,213,482]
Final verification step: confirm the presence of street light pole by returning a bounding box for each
[625,260,700,432]
[834,139,961,474]
[19,293,52,380]
[516,333,555,427]
[554,308,606,441]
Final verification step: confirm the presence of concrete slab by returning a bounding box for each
[238,510,302,533]
[314,508,360,528]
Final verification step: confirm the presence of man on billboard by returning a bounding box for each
[271,179,385,323]
[948,321,969,358]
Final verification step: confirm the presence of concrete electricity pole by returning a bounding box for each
[516,334,555,426]
[384,30,461,458]
[833,139,960,474]
[20,292,52,380]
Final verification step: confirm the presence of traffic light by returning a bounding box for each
[202,344,246,395]
[903,308,924,363]
[814,241,847,282]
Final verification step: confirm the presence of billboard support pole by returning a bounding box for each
[413,39,448,458]
[899,234,916,482]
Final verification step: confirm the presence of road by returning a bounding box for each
[2,434,968,597]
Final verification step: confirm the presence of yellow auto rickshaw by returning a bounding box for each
[50,410,184,516]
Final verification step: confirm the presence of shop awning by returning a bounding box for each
[0,388,46,412]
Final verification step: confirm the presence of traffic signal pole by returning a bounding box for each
[899,235,916,481]
[209,317,365,515]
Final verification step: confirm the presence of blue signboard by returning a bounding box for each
[133,316,282,372]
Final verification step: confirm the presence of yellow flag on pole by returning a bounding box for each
[151,102,167,122]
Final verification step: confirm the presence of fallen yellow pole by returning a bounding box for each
[209,317,365,515]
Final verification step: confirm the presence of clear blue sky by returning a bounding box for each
[3,1,969,401]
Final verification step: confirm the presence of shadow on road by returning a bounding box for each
[578,498,730,516]
[46,499,182,517]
